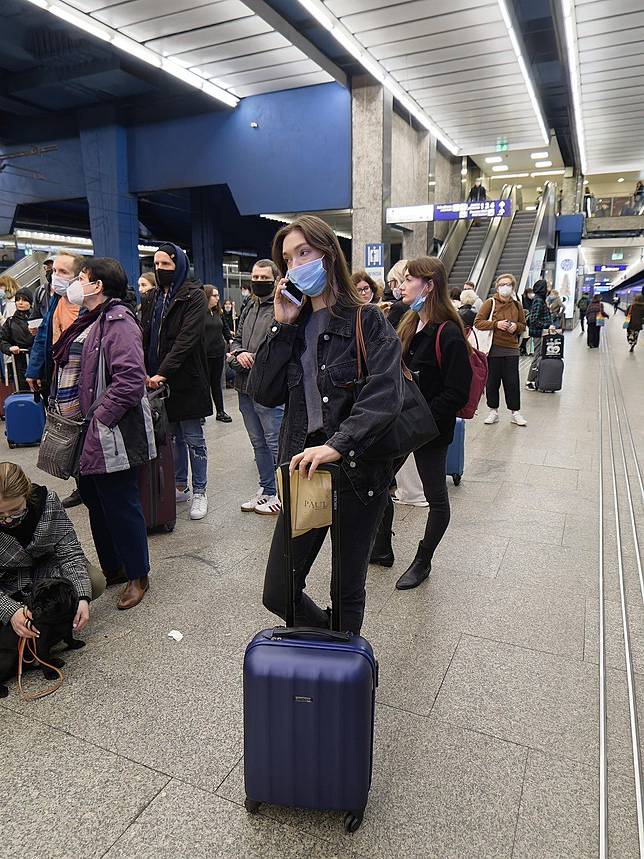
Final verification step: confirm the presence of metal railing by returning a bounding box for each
[587,195,644,218]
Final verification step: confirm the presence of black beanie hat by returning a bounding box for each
[157,243,177,260]
[15,288,33,305]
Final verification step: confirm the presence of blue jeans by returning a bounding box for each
[238,393,284,496]
[169,419,208,494]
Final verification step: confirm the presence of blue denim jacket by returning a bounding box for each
[26,293,60,387]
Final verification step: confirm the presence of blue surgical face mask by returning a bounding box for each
[288,256,326,297]
[410,293,426,313]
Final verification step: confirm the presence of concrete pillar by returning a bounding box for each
[191,187,224,287]
[561,175,579,214]
[391,112,430,260]
[351,75,392,273]
[79,120,139,288]
[0,203,16,236]
[433,144,462,241]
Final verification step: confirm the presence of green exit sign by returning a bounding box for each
[496,138,508,152]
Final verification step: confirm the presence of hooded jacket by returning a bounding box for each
[140,244,212,422]
[526,281,552,338]
[475,294,526,349]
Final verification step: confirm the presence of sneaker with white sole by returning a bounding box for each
[525,381,536,390]
[176,487,191,503]
[241,488,267,512]
[255,494,281,516]
[511,411,528,426]
[484,410,499,425]
[189,493,208,520]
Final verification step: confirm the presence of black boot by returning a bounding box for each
[396,544,431,590]
[370,498,395,567]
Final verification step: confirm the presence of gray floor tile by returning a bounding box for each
[496,541,599,597]
[513,750,639,859]
[584,596,644,673]
[0,709,168,859]
[522,464,580,491]
[104,778,368,859]
[461,458,531,484]
[218,706,527,859]
[432,635,598,765]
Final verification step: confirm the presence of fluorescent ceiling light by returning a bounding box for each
[461,168,468,176]
[293,0,458,154]
[260,214,351,239]
[22,0,238,108]
[492,165,509,172]
[534,160,552,168]
[15,229,92,245]
[618,177,625,183]
[485,156,503,164]
[490,172,530,179]
[531,169,565,177]
[497,0,549,145]
[530,152,548,160]
[561,0,587,173]
[517,184,523,189]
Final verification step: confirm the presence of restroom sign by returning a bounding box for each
[365,243,384,268]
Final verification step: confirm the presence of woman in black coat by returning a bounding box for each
[0,288,33,391]
[203,285,233,422]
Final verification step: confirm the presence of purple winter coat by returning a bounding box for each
[78,302,156,475]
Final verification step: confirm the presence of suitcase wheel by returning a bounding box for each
[344,811,364,833]
[163,522,175,533]
[7,442,15,449]
[244,798,261,814]
[452,474,461,486]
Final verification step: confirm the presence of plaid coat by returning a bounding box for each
[0,490,91,625]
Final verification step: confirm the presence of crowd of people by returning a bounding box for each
[0,216,641,658]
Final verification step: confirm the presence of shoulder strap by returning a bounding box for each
[355,305,367,380]
[435,321,448,367]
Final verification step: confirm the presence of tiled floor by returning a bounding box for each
[1,312,642,858]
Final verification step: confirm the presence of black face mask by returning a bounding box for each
[251,281,273,298]
[155,268,174,290]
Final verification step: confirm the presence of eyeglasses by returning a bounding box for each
[357,286,373,295]
[0,505,27,526]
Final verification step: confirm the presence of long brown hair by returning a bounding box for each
[272,215,362,310]
[203,284,222,316]
[397,257,470,358]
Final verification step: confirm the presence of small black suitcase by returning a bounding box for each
[536,356,564,392]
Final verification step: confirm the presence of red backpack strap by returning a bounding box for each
[435,322,448,367]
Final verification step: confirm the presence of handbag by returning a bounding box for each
[37,410,88,481]
[623,314,632,330]
[470,298,495,354]
[436,323,488,419]
[147,383,170,445]
[596,314,606,328]
[355,306,439,461]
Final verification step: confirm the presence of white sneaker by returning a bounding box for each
[255,494,281,516]
[484,410,499,425]
[176,487,191,503]
[511,411,528,427]
[241,488,267,512]
[189,493,208,520]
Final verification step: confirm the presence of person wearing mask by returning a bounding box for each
[370,257,472,590]
[0,463,105,647]
[577,293,589,333]
[141,243,212,521]
[230,259,284,515]
[384,259,409,328]
[586,293,606,349]
[467,178,486,202]
[351,271,381,304]
[26,250,85,510]
[203,284,233,422]
[251,215,403,632]
[458,289,478,329]
[0,276,19,322]
[463,281,483,312]
[0,288,33,391]
[625,291,644,352]
[137,272,156,296]
[222,299,237,337]
[51,258,155,609]
[525,279,553,390]
[475,273,527,426]
[51,287,80,344]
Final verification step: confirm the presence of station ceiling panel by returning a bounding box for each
[64,0,335,97]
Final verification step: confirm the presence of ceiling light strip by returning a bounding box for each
[561,0,587,174]
[21,0,239,108]
[293,0,458,154]
[496,0,549,146]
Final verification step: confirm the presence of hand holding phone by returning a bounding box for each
[274,279,305,325]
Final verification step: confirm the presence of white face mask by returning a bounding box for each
[498,285,513,298]
[392,287,402,300]
[51,273,72,296]
[67,279,99,307]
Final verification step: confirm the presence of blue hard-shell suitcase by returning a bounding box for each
[243,464,377,834]
[446,416,465,485]
[5,393,45,448]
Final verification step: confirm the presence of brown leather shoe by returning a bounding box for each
[104,566,128,587]
[117,577,149,610]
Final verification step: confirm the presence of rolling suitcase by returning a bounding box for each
[0,359,15,419]
[540,332,564,360]
[243,463,377,833]
[4,358,44,447]
[137,441,176,533]
[536,357,564,393]
[446,416,465,485]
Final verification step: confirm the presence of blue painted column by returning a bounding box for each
[79,120,139,288]
[191,187,224,287]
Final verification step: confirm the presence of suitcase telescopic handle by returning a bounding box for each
[272,627,351,642]
[279,461,343,632]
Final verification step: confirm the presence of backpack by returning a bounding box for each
[435,322,488,420]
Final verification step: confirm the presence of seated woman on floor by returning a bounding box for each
[0,462,105,640]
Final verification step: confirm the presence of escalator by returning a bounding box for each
[490,210,538,287]
[446,222,488,287]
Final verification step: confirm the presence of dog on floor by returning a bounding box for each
[0,577,85,698]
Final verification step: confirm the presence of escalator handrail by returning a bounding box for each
[468,184,517,299]
[438,217,473,275]
[517,181,556,295]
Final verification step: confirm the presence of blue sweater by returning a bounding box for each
[26,293,59,386]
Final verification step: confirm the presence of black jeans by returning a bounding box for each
[486,354,520,411]
[587,323,601,348]
[208,355,225,414]
[263,470,389,634]
[580,315,585,332]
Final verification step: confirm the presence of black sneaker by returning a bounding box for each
[62,489,83,509]
[216,411,233,423]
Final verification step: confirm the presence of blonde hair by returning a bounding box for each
[0,462,32,502]
[386,259,408,288]
[460,289,478,306]
[0,275,20,299]
[496,273,517,290]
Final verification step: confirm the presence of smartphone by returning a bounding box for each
[282,279,304,307]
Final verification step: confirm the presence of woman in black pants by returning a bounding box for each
[251,215,403,634]
[204,285,233,422]
[370,257,472,590]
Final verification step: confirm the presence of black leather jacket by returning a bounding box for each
[249,303,403,504]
